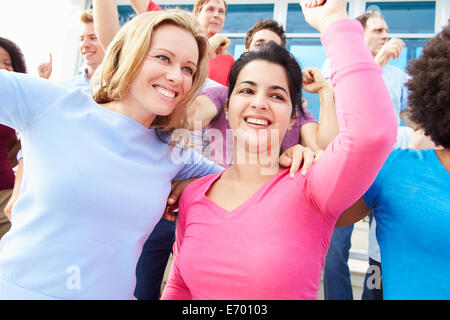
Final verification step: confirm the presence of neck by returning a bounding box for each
[435,148,450,173]
[85,66,96,80]
[102,100,156,128]
[228,141,282,182]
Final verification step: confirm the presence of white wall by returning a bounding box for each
[0,0,87,82]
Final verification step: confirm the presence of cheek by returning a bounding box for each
[181,76,194,98]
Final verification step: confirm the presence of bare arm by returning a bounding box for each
[129,0,150,14]
[93,0,121,50]
[183,95,218,130]
[299,122,320,151]
[4,158,23,221]
[374,38,405,67]
[316,85,338,148]
[335,197,371,227]
[302,67,338,149]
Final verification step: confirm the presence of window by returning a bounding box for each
[366,1,435,33]
[286,3,319,33]
[222,4,274,33]
[365,2,435,72]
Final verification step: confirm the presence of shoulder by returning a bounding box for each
[383,64,409,80]
[202,85,228,97]
[201,85,228,112]
[179,172,222,207]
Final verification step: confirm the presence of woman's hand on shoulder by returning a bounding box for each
[163,177,199,221]
[280,144,323,178]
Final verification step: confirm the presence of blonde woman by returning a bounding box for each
[0,9,220,300]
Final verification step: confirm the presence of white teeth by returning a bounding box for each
[246,117,269,126]
[156,86,176,99]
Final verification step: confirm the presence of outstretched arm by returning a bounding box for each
[93,0,121,50]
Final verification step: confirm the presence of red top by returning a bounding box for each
[208,54,235,86]
[0,124,16,190]
[147,0,162,11]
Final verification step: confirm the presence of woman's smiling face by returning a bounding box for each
[227,59,294,154]
[124,23,199,127]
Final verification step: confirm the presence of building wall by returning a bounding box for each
[113,0,448,120]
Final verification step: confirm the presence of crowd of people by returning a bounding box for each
[0,0,448,300]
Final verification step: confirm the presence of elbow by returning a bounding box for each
[362,112,397,154]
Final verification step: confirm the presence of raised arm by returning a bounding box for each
[300,0,397,218]
[183,95,218,130]
[130,0,150,14]
[93,0,121,50]
[301,67,338,149]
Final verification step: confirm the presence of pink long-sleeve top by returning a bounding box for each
[161,19,397,300]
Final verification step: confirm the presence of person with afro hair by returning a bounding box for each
[335,24,450,300]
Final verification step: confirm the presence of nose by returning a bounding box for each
[251,92,269,110]
[165,65,183,85]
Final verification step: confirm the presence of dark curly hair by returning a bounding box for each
[0,37,27,73]
[405,25,450,148]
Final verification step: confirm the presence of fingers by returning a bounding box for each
[289,145,303,178]
[300,148,316,176]
[314,149,323,162]
[301,0,326,8]
[386,38,405,59]
[168,183,183,207]
[279,150,293,168]
[162,207,177,222]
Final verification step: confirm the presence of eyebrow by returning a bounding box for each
[153,48,198,67]
[238,80,289,94]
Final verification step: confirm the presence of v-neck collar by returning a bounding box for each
[201,168,291,218]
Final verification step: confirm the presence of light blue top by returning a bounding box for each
[59,68,91,91]
[364,148,450,299]
[321,59,409,126]
[0,70,223,299]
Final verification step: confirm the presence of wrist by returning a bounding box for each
[318,13,349,33]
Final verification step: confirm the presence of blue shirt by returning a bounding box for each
[0,70,223,299]
[364,148,450,299]
[59,68,91,91]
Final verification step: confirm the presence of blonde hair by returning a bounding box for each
[80,9,94,24]
[92,9,209,133]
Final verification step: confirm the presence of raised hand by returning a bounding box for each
[302,67,331,94]
[300,0,348,33]
[375,38,405,67]
[37,53,52,79]
[208,33,230,59]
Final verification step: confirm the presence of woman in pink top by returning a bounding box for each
[161,0,397,300]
